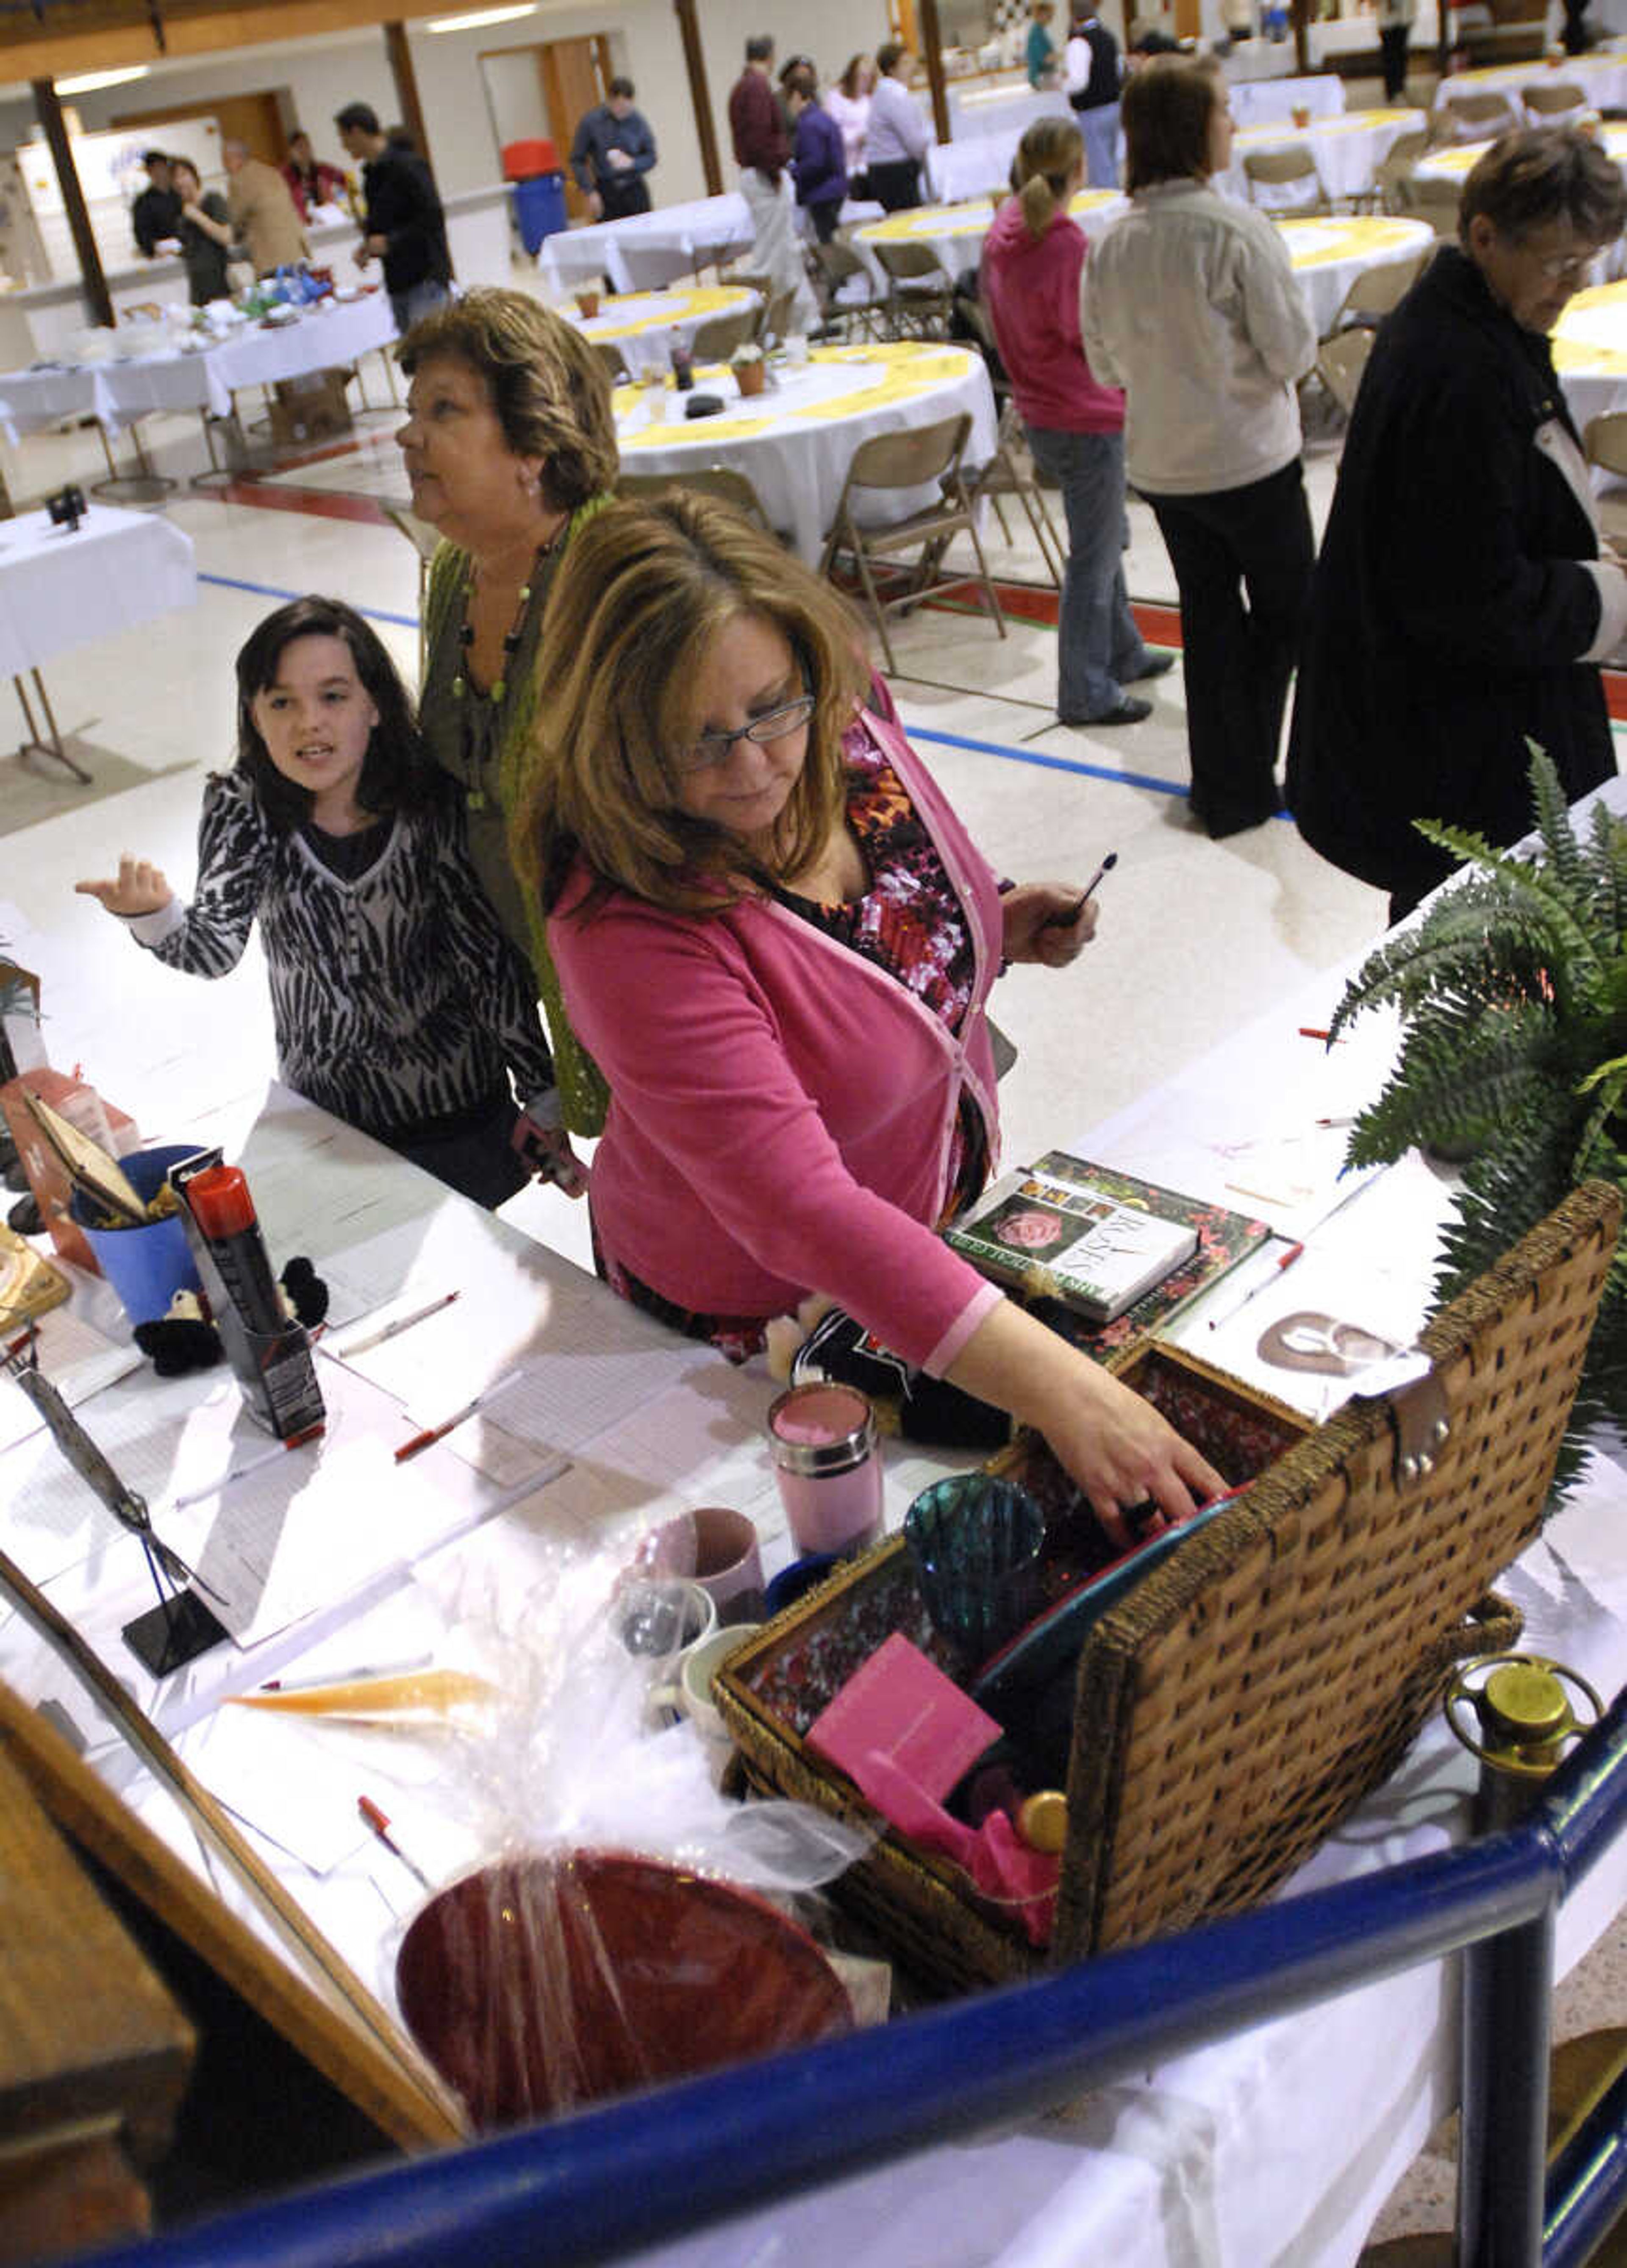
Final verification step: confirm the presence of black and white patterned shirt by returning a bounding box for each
[125,770,555,1143]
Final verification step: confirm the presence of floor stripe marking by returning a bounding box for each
[197,570,419,630]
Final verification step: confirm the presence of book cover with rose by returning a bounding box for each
[946,1153,1269,1337]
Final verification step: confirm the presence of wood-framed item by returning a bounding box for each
[19,1089,147,1228]
[0,1220,69,1327]
[0,1598,467,2152]
[719,1182,1621,1993]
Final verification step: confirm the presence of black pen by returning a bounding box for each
[1045,850,1117,928]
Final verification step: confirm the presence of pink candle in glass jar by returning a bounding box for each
[766,1383,885,1556]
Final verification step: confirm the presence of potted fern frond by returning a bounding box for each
[1327,750,1627,1475]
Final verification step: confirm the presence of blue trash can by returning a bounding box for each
[72,1144,204,1327]
[512,172,568,255]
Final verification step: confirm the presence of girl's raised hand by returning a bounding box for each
[75,857,172,917]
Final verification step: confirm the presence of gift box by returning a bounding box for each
[717,1183,1620,1992]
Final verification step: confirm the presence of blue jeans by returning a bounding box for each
[1024,424,1149,721]
[390,277,451,338]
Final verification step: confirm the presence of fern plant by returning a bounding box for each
[1327,750,1627,1471]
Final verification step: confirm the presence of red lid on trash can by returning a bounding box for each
[502,138,558,181]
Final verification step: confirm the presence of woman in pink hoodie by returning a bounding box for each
[513,494,1222,1544]
[982,116,1172,728]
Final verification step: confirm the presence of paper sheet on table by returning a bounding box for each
[1166,1245,1431,1420]
[176,1687,475,1877]
[0,1304,144,1454]
[160,1428,491,1648]
[323,1206,703,1460]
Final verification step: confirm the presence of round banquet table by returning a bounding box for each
[612,341,999,565]
[1227,71,1346,129]
[853,189,1128,289]
[1417,119,1627,186]
[1273,213,1436,334]
[1550,278,1627,434]
[567,283,761,377]
[1217,107,1426,206]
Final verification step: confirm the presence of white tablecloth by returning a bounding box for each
[1432,47,1627,114]
[537,194,757,297]
[1218,106,1426,205]
[854,188,1128,289]
[569,284,761,378]
[0,292,396,434]
[1274,213,1437,333]
[1551,276,1627,433]
[613,341,998,563]
[0,500,195,678]
[945,79,1071,140]
[1230,71,1347,128]
[1419,118,1627,189]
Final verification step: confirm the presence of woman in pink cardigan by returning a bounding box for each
[514,495,1222,1541]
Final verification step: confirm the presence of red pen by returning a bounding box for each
[358,1795,433,1890]
[394,1370,521,1463]
[1206,1240,1305,1331]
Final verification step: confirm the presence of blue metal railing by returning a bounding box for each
[75,1690,1627,2268]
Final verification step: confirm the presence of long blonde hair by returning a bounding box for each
[512,494,869,921]
[1012,115,1084,239]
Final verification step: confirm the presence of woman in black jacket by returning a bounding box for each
[1286,129,1627,923]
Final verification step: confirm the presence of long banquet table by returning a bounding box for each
[8,777,1624,2268]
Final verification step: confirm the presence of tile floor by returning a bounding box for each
[1,278,1621,2259]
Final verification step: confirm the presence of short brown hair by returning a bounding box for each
[877,41,908,75]
[1460,125,1627,248]
[511,494,869,920]
[397,289,618,516]
[1122,54,1222,193]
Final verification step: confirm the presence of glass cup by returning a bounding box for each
[904,1473,1047,1664]
[641,370,668,423]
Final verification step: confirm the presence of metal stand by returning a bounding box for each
[89,417,174,507]
[13,669,89,783]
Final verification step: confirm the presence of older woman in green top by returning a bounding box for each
[396,289,619,1138]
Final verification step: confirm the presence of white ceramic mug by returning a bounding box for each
[650,1623,761,1770]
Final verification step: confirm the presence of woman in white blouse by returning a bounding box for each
[1080,56,1317,838]
[825,54,875,191]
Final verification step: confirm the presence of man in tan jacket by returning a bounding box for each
[224,139,307,275]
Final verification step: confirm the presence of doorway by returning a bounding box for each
[480,34,614,222]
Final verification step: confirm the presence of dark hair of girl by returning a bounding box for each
[233,594,434,834]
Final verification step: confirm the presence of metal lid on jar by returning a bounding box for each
[766,1382,876,1478]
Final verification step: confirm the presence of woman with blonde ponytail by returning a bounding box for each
[981,117,1171,727]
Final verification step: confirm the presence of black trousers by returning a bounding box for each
[867,158,922,212]
[807,199,841,243]
[598,178,652,221]
[1379,23,1410,99]
[1143,458,1314,837]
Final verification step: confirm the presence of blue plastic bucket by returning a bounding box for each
[71,1143,204,1326]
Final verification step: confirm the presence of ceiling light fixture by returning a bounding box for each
[425,3,536,29]
[57,65,152,93]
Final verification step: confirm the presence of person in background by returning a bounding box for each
[335,100,451,334]
[222,138,308,276]
[76,597,561,1211]
[396,288,619,1148]
[1287,129,1627,923]
[283,130,347,222]
[1377,0,1417,102]
[515,493,1227,1541]
[569,76,657,223]
[825,55,875,195]
[1027,2,1060,87]
[131,150,183,259]
[785,66,848,245]
[1080,56,1317,837]
[729,34,819,329]
[169,156,233,305]
[1066,8,1124,187]
[866,41,930,212]
[984,117,1173,728]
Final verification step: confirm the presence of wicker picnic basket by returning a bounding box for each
[716,1180,1621,1994]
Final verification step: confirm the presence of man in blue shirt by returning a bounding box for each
[569,78,657,222]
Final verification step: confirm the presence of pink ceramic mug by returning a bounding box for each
[637,1506,766,1626]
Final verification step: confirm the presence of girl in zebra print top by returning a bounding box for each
[77,595,581,1209]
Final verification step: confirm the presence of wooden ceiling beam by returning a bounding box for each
[0,0,450,88]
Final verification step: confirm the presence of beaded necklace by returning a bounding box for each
[450,531,559,811]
